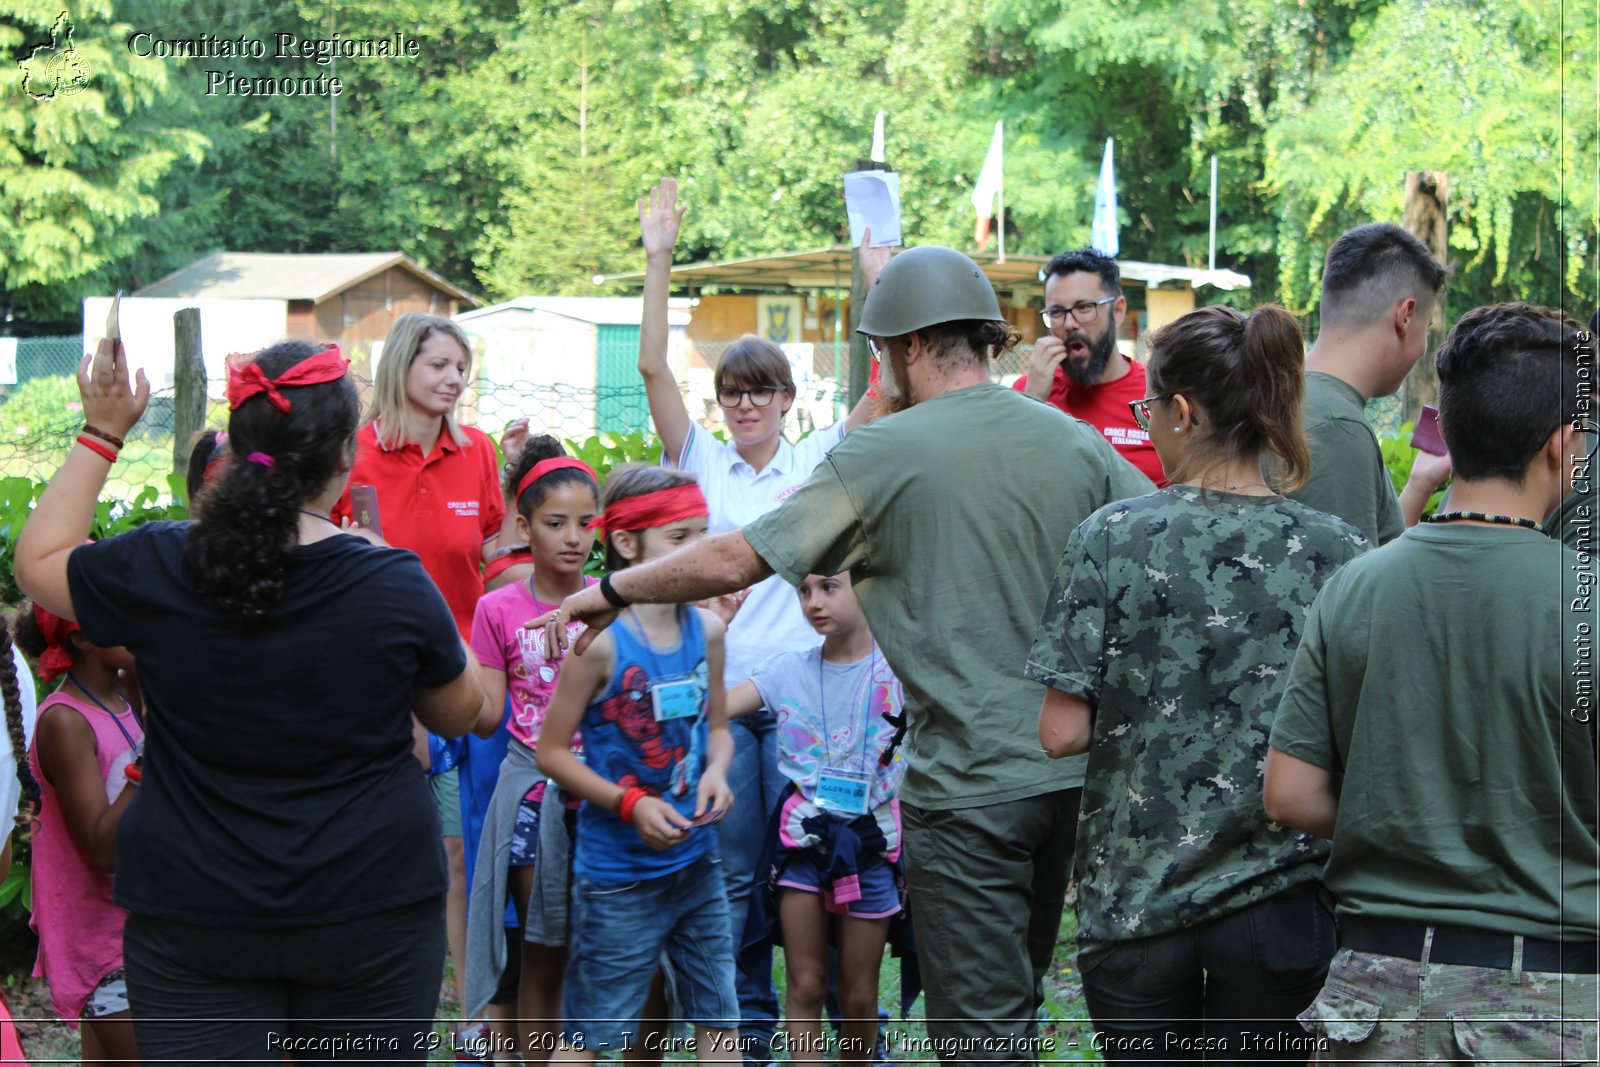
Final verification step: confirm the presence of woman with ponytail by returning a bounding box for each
[1026,304,1370,1059]
[14,336,490,1063]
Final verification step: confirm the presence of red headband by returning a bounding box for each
[586,483,708,534]
[227,346,350,413]
[515,457,598,505]
[31,603,80,683]
[201,432,229,485]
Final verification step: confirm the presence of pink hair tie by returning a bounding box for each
[246,452,275,468]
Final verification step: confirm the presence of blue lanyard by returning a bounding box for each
[816,645,876,768]
[623,606,693,690]
[65,672,143,753]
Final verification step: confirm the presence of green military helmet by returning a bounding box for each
[856,246,1004,338]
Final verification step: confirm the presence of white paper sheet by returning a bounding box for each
[844,169,902,248]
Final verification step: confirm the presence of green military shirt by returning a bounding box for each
[1025,487,1367,961]
[1270,524,1600,941]
[1291,371,1405,545]
[743,383,1154,810]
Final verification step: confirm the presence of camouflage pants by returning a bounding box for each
[1299,946,1598,1064]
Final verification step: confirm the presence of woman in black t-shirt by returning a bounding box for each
[15,338,491,1065]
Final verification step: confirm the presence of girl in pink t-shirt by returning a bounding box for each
[469,436,598,1058]
[14,601,142,1066]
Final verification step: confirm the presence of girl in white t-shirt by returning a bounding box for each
[726,571,905,1067]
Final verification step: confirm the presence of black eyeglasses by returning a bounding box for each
[717,386,779,408]
[1128,394,1161,431]
[867,337,887,362]
[1040,296,1117,329]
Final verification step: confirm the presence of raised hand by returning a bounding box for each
[500,418,531,468]
[858,225,893,288]
[639,176,686,261]
[77,337,150,438]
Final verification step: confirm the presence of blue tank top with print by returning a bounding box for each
[574,605,714,883]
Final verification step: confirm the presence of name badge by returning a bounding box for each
[651,678,702,722]
[815,769,870,815]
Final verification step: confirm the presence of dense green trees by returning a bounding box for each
[1,0,1592,327]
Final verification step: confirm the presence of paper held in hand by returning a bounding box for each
[104,290,122,343]
[844,170,902,248]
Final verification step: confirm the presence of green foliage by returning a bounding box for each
[0,474,186,607]
[4,0,1592,331]
[0,1,207,321]
[562,430,663,484]
[1265,0,1597,314]
[0,375,80,438]
[1379,424,1448,518]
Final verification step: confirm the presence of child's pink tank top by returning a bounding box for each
[28,690,141,1022]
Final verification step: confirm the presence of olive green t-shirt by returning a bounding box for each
[1290,371,1404,546]
[1026,488,1367,960]
[1545,446,1596,549]
[1270,524,1600,940]
[742,383,1155,810]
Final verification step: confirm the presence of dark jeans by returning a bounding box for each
[715,709,785,1063]
[124,896,445,1066]
[902,788,1080,1062]
[1081,886,1337,1064]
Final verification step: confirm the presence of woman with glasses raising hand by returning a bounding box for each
[633,177,876,1061]
[1025,303,1369,1062]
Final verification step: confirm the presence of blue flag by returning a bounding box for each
[1091,138,1119,257]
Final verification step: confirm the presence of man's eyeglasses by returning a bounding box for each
[717,386,779,409]
[1128,394,1161,431]
[1040,296,1117,330]
[867,337,887,362]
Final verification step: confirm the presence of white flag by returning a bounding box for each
[971,121,1003,251]
[870,111,886,163]
[1091,137,1119,257]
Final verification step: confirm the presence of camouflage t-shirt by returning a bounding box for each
[1025,487,1367,964]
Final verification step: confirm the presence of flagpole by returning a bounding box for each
[1208,155,1218,273]
[997,122,1006,264]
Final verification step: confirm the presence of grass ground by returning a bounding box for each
[425,907,1103,1064]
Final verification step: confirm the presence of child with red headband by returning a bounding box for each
[13,601,142,1065]
[464,435,601,1059]
[536,464,738,1063]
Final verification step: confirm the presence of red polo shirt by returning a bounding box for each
[333,422,505,638]
[1013,358,1167,485]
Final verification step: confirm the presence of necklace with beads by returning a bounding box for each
[1424,510,1541,532]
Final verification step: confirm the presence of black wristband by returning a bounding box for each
[599,572,630,609]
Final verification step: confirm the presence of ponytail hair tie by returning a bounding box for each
[246,452,275,468]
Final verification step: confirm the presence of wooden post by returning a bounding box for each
[1402,170,1448,418]
[172,308,205,484]
[847,156,879,408]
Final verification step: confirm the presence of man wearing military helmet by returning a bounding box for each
[551,245,1151,1057]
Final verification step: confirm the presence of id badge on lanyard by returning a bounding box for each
[815,767,871,815]
[651,677,702,722]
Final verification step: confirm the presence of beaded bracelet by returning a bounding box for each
[75,434,119,463]
[81,424,126,449]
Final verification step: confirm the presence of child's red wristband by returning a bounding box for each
[76,434,119,463]
[617,786,648,825]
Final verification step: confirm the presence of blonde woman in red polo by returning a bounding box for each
[334,312,522,1037]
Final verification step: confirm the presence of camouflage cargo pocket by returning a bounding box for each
[1298,982,1381,1045]
[1450,1013,1598,1064]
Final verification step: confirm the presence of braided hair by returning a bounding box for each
[0,617,39,829]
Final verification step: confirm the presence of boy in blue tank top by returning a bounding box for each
[536,464,738,1063]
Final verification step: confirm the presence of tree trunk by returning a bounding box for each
[1402,170,1448,418]
[172,308,205,487]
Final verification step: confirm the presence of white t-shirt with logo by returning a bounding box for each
[669,420,846,686]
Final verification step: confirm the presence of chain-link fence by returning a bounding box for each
[1,332,1413,499]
